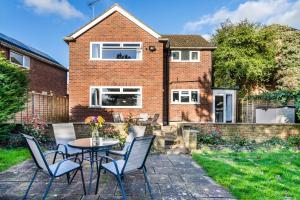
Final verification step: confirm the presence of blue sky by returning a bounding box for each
[1,0,299,67]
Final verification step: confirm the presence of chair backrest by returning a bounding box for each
[122,135,155,173]
[119,113,125,122]
[152,113,159,123]
[139,113,149,122]
[112,112,122,123]
[22,134,50,174]
[52,123,76,145]
[126,126,146,143]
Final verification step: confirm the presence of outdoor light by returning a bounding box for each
[149,46,156,52]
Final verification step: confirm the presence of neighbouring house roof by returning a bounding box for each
[161,35,216,49]
[65,3,161,41]
[0,32,67,71]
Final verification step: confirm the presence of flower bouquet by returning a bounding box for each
[84,116,105,143]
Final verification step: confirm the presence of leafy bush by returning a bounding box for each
[287,135,300,149]
[21,114,48,143]
[228,135,256,152]
[0,53,28,123]
[198,127,225,145]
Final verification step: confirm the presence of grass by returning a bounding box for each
[192,150,300,200]
[0,147,30,172]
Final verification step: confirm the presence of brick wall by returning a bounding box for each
[168,50,213,122]
[0,44,67,96]
[181,123,300,142]
[68,12,165,122]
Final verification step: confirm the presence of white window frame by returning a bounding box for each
[9,50,30,68]
[171,89,200,104]
[90,42,143,61]
[171,50,200,62]
[89,86,142,108]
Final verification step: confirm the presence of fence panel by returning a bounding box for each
[12,92,69,123]
[238,99,295,123]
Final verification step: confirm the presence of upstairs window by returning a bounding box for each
[171,50,200,62]
[171,89,200,104]
[90,86,142,108]
[10,51,30,68]
[90,42,142,60]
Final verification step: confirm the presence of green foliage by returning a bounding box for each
[22,114,48,143]
[287,135,300,149]
[192,150,300,200]
[0,53,28,123]
[212,20,277,95]
[247,90,300,120]
[266,25,300,91]
[198,127,225,145]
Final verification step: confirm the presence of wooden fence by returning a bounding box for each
[238,99,295,123]
[11,92,69,123]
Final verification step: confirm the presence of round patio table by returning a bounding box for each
[68,138,119,194]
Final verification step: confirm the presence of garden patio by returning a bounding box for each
[0,153,234,200]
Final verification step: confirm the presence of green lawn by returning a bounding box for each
[192,150,300,200]
[0,147,30,172]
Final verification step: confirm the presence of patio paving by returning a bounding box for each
[0,153,234,200]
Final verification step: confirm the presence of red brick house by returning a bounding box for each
[65,4,237,124]
[0,32,68,96]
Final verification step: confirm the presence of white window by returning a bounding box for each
[171,89,200,104]
[90,86,142,108]
[171,50,200,62]
[90,42,142,61]
[10,51,30,68]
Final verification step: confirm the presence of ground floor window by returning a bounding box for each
[90,86,142,108]
[171,89,200,104]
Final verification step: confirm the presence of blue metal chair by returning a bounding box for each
[108,125,146,159]
[96,135,156,200]
[22,134,86,200]
[52,123,85,163]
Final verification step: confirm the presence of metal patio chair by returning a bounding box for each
[52,123,85,163]
[96,135,156,200]
[22,134,86,200]
[108,125,146,159]
[112,112,125,123]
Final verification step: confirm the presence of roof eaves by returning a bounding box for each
[0,41,68,71]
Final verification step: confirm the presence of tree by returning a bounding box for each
[0,53,28,123]
[265,25,300,91]
[212,20,277,96]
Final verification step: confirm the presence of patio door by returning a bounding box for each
[213,90,236,123]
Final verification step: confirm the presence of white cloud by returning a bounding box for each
[23,0,84,19]
[184,0,300,34]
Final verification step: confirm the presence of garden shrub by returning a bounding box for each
[287,135,300,149]
[197,127,225,145]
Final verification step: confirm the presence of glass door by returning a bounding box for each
[215,95,224,123]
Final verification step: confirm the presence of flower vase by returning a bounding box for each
[92,129,99,144]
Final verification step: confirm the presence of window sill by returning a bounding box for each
[89,58,142,62]
[89,106,142,109]
[171,102,200,105]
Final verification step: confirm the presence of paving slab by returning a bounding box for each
[0,154,234,199]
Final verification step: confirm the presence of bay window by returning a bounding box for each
[90,42,142,60]
[171,89,200,104]
[90,86,142,108]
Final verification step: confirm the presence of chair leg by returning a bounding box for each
[80,167,86,195]
[41,177,54,200]
[23,169,38,200]
[52,152,58,164]
[143,166,153,200]
[116,175,127,200]
[95,166,102,194]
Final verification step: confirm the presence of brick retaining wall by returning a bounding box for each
[180,123,300,142]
